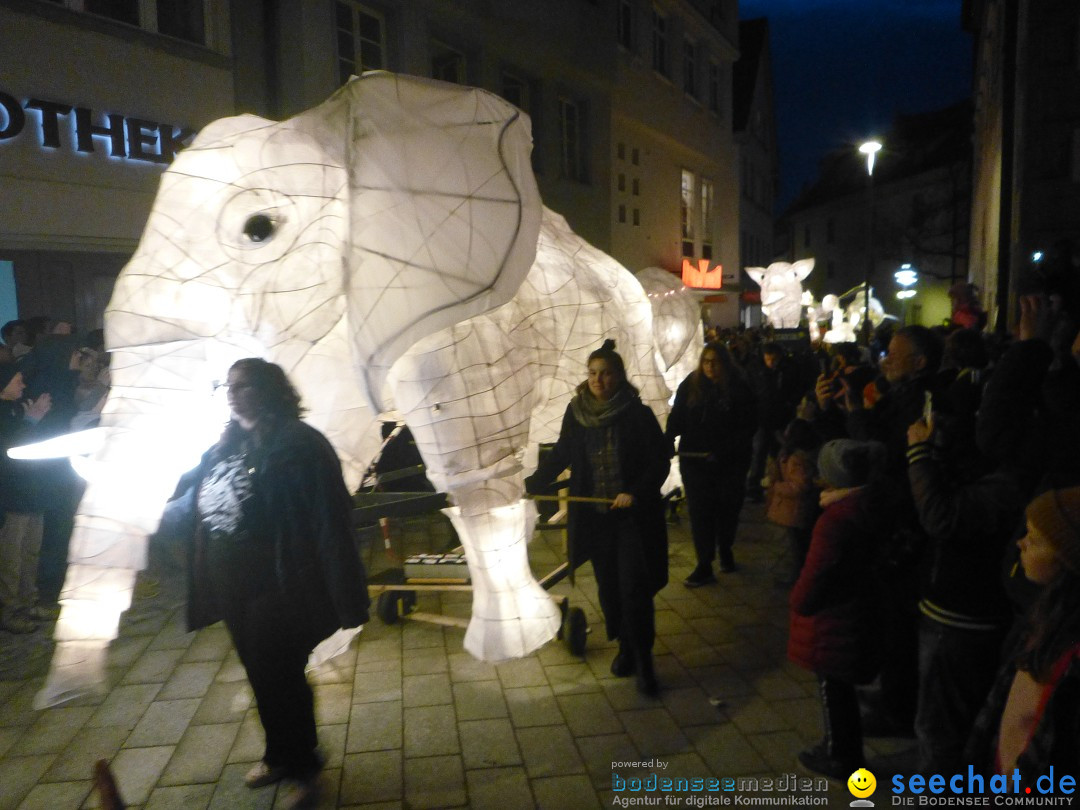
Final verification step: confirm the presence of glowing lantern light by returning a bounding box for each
[681,258,724,289]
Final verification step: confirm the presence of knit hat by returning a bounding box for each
[817,439,887,490]
[1026,487,1080,573]
[0,362,20,392]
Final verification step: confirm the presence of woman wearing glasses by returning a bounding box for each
[166,358,368,808]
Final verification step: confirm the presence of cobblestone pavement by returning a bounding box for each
[0,501,914,809]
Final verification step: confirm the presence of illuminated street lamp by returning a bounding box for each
[858,139,882,345]
[895,263,918,324]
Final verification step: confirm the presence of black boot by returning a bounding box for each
[634,651,659,697]
[610,642,636,677]
[798,678,862,779]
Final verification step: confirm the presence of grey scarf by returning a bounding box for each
[570,382,638,428]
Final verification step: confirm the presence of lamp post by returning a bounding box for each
[895,263,918,325]
[859,140,882,347]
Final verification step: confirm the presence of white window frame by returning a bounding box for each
[57,0,217,48]
[336,2,386,85]
[558,96,587,182]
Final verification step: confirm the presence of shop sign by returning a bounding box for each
[681,258,724,289]
[0,89,194,164]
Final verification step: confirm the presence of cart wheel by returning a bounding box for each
[401,590,417,615]
[376,591,399,624]
[566,607,588,656]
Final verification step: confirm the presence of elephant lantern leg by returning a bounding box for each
[442,497,561,661]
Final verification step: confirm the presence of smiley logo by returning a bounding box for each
[848,768,877,798]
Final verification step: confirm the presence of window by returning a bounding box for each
[708,61,721,115]
[618,204,627,223]
[681,169,695,257]
[336,2,385,85]
[49,0,207,44]
[651,8,668,76]
[617,0,634,50]
[683,39,697,98]
[500,70,530,113]
[631,147,639,165]
[700,179,714,261]
[617,142,625,160]
[633,208,640,226]
[632,178,640,196]
[558,97,588,182]
[618,173,626,192]
[432,42,466,84]
[501,69,542,174]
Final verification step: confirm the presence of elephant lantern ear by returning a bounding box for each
[338,72,542,411]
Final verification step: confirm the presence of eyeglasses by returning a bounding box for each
[212,381,253,392]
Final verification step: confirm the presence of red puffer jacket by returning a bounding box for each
[787,489,881,683]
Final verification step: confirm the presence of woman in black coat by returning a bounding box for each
[666,343,758,585]
[166,358,369,804]
[525,340,670,695]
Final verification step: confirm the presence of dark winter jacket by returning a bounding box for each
[788,489,881,683]
[168,419,370,639]
[0,402,52,513]
[525,391,671,594]
[665,373,757,474]
[906,441,1019,629]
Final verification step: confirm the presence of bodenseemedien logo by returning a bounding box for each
[849,768,877,807]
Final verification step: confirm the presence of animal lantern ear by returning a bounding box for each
[335,72,542,411]
[745,267,766,286]
[792,258,815,282]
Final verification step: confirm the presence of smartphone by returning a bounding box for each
[923,390,933,424]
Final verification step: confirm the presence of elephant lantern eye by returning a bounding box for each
[242,214,275,244]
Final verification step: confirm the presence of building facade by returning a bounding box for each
[1,0,745,333]
[965,0,1080,333]
[732,16,778,327]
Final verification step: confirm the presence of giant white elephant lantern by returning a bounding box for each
[32,71,696,707]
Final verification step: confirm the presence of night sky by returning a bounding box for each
[739,0,973,213]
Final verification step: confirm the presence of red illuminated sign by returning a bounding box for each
[681,259,724,289]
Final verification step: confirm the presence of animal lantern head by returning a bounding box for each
[108,71,542,412]
[745,259,814,329]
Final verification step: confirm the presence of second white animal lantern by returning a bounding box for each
[34,71,681,706]
[745,259,815,329]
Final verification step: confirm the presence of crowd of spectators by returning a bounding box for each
[0,316,109,633]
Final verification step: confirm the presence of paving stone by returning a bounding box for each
[725,695,791,735]
[575,732,639,788]
[402,672,452,707]
[19,781,91,810]
[126,698,201,747]
[464,766,534,810]
[7,706,93,756]
[451,680,508,721]
[747,730,809,774]
[158,661,221,700]
[619,707,692,756]
[686,723,769,775]
[543,662,601,695]
[105,746,175,806]
[403,754,465,808]
[122,648,186,685]
[347,700,402,753]
[0,727,19,758]
[352,668,401,704]
[41,723,128,782]
[104,635,152,670]
[224,709,265,764]
[446,652,498,683]
[401,649,448,677]
[207,762,276,810]
[88,683,162,730]
[182,626,232,663]
[557,692,622,736]
[340,750,402,805]
[143,782,215,809]
[495,656,547,688]
[314,681,354,725]
[0,754,51,810]
[159,722,239,785]
[403,705,459,758]
[515,725,585,778]
[659,685,722,727]
[504,685,561,728]
[191,680,252,725]
[531,774,601,809]
[458,718,521,769]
